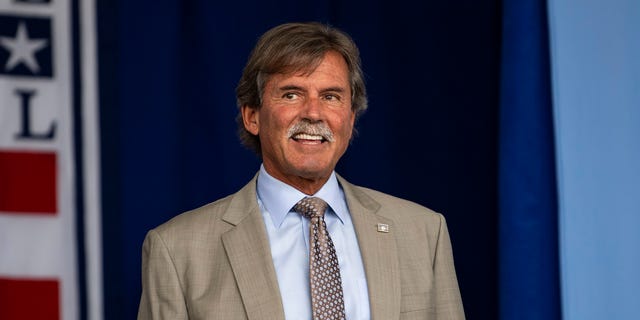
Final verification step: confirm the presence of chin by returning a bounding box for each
[291,163,333,179]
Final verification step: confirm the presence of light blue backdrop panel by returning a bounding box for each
[548,1,640,319]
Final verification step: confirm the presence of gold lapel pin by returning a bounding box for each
[377,223,390,233]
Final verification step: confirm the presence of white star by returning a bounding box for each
[0,22,49,73]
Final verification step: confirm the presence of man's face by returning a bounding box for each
[242,51,355,190]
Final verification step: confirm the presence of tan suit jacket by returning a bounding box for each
[138,174,465,319]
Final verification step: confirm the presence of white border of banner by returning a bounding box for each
[80,0,103,319]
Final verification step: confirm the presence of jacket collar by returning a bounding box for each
[221,173,401,319]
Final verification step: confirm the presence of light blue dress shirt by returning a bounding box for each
[256,165,371,320]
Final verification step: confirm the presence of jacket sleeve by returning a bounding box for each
[137,229,189,320]
[433,214,466,319]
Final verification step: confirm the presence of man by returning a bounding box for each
[138,22,465,320]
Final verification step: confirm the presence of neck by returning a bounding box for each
[263,166,331,195]
[287,176,329,195]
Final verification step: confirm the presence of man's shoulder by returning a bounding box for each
[155,194,235,232]
[345,182,447,245]
[152,178,258,237]
[341,178,443,223]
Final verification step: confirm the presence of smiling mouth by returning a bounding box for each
[287,121,335,143]
[291,133,326,143]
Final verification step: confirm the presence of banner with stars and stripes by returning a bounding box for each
[0,0,102,319]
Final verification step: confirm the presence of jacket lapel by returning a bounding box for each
[338,175,401,320]
[221,176,285,320]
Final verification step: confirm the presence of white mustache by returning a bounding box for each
[287,121,335,142]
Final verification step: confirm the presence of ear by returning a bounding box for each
[241,105,260,135]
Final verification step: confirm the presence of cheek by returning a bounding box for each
[338,113,355,137]
[261,113,284,135]
[267,110,297,132]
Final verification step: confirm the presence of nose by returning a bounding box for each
[302,96,322,121]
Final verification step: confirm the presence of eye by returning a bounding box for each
[323,93,341,101]
[283,92,299,100]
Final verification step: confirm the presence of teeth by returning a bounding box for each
[293,133,323,140]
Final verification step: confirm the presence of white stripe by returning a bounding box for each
[80,0,104,318]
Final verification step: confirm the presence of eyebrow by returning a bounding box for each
[278,85,304,92]
[277,85,347,94]
[320,87,347,94]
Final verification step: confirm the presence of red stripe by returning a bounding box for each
[0,277,60,319]
[0,150,57,214]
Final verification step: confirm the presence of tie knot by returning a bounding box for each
[293,196,328,219]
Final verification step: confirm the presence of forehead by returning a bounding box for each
[266,51,350,89]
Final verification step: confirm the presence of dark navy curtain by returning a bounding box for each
[97,0,519,318]
[498,0,561,319]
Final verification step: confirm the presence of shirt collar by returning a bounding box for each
[256,164,348,228]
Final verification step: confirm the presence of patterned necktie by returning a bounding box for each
[293,196,346,320]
